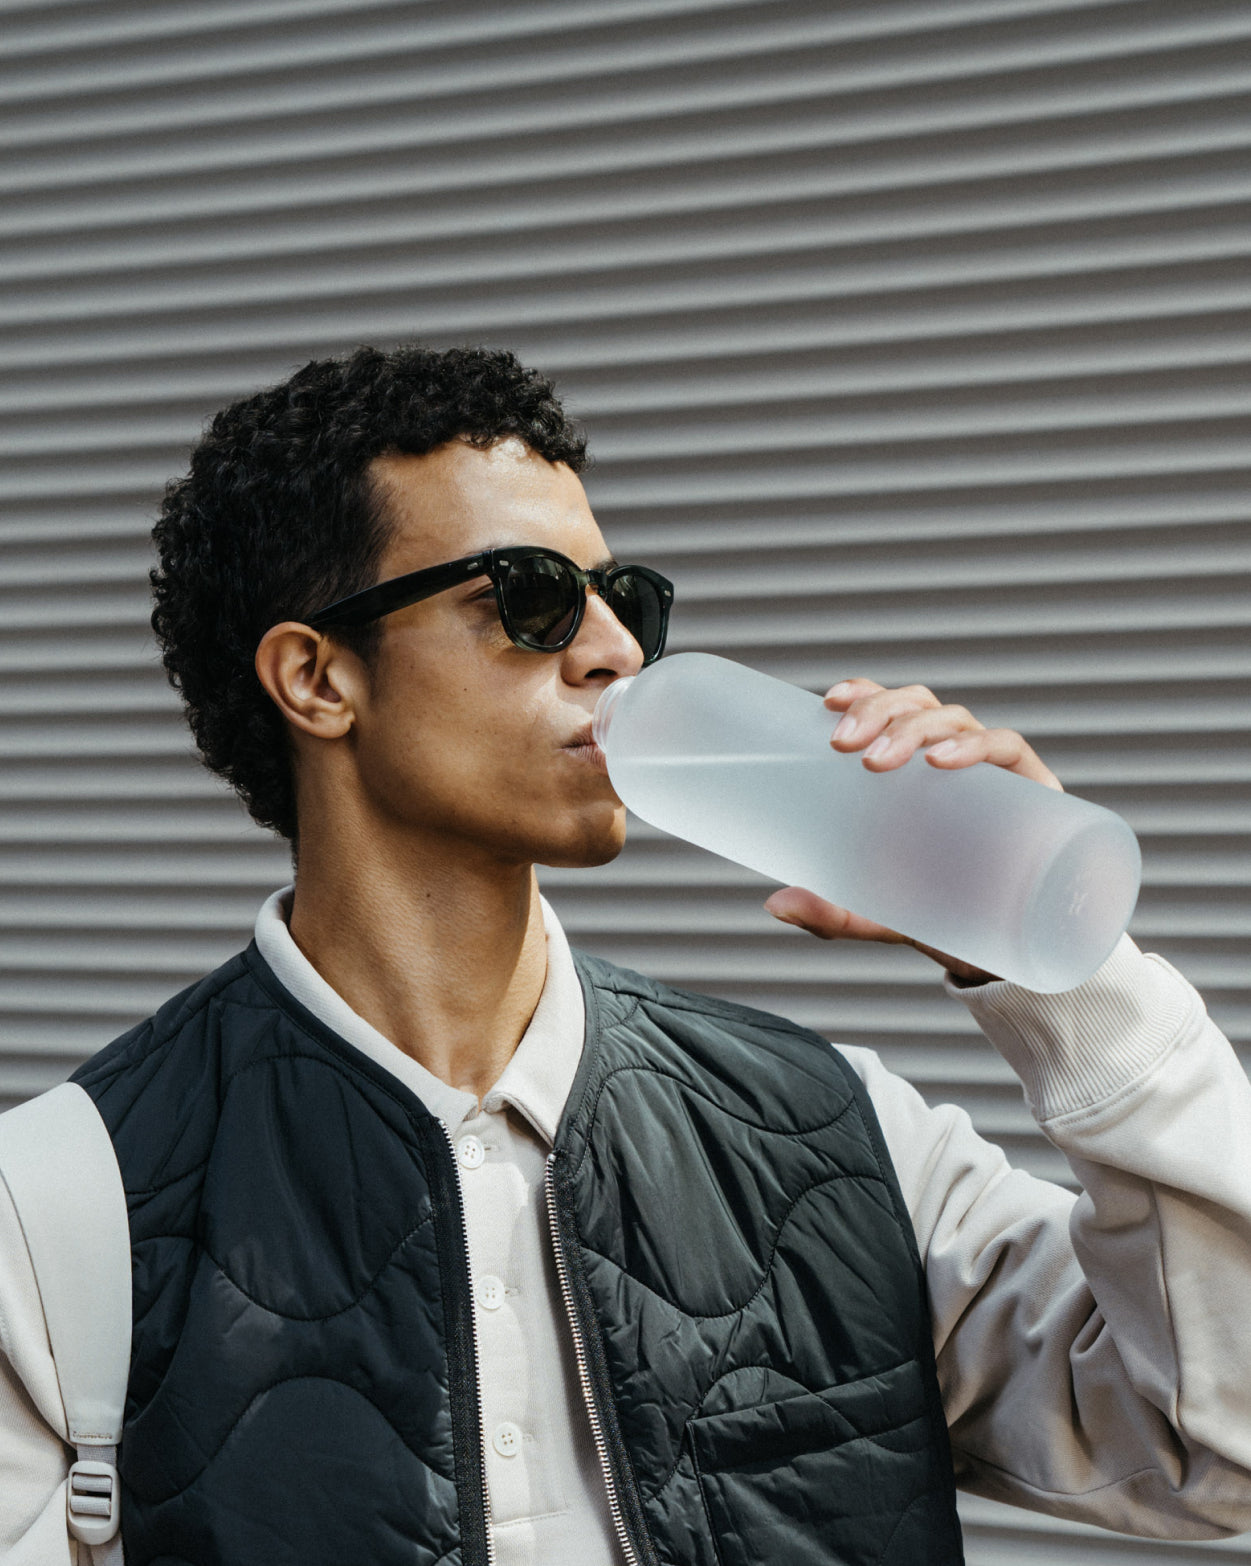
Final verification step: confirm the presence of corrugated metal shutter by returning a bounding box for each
[1,1,1247,1558]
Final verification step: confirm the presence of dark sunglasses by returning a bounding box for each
[307,545,674,666]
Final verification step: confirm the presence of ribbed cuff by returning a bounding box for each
[944,935,1201,1123]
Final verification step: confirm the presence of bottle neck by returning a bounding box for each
[592,676,634,750]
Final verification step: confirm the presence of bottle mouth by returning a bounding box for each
[592,676,634,750]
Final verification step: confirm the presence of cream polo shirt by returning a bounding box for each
[254,887,622,1566]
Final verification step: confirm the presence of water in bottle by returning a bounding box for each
[592,652,1141,992]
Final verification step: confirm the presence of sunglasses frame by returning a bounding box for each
[307,545,674,665]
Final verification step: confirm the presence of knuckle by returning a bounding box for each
[891,700,934,724]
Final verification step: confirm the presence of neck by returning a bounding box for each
[287,828,548,1101]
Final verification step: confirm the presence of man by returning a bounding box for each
[3,344,1251,1565]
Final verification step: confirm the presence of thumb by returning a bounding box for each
[764,887,859,940]
[764,886,912,946]
[764,887,814,925]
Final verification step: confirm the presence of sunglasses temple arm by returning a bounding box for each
[308,555,489,629]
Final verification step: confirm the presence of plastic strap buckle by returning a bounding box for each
[67,1457,120,1546]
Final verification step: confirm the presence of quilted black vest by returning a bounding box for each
[73,943,963,1566]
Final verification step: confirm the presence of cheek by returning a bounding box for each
[364,666,558,813]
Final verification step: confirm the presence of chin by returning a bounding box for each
[536,810,629,871]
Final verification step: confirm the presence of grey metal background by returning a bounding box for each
[1,0,1249,1559]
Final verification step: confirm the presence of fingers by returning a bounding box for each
[829,683,970,766]
[765,888,1001,980]
[820,678,1062,791]
[823,678,883,711]
[926,727,1063,791]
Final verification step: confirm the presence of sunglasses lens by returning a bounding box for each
[500,553,670,661]
[502,555,581,648]
[608,571,667,663]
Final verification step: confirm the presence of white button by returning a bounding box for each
[456,1135,485,1170]
[492,1421,522,1458]
[477,1275,505,1311]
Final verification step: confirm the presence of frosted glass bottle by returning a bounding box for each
[593,652,1141,992]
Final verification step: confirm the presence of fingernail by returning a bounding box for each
[832,716,857,743]
[826,681,853,700]
[928,739,959,758]
[864,735,892,760]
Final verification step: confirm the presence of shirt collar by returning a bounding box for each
[253,885,585,1144]
[482,906,584,1144]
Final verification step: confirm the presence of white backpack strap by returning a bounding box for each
[0,1082,131,1564]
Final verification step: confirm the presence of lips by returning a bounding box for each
[565,728,609,773]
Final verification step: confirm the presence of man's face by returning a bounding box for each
[339,437,644,870]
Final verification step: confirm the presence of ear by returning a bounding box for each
[254,622,360,740]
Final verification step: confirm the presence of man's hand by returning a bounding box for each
[763,678,1063,985]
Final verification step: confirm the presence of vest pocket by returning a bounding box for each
[687,1361,959,1566]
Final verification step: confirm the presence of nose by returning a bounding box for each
[564,583,644,682]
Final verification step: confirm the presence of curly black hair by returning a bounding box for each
[151,344,588,843]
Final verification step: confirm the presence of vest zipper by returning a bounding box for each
[437,1120,496,1566]
[545,1155,652,1566]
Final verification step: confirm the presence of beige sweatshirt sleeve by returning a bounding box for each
[0,1176,75,1565]
[842,934,1251,1540]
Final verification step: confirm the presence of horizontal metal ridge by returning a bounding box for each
[9,125,1251,256]
[14,375,1251,454]
[7,177,1251,299]
[3,0,1231,112]
[8,536,1251,596]
[5,525,1249,584]
[670,548,1251,595]
[15,234,1251,338]
[0,848,290,884]
[0,0,749,61]
[584,448,1251,503]
[0,0,796,95]
[0,774,1245,824]
[1,496,1247,552]
[0,891,280,928]
[5,38,1251,200]
[676,607,1251,648]
[631,517,1251,562]
[2,754,1240,808]
[23,642,1238,694]
[6,584,1251,639]
[1,784,1247,839]
[0,0,1171,61]
[7,277,1251,381]
[9,48,1251,207]
[9,440,1251,506]
[9,316,1251,417]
